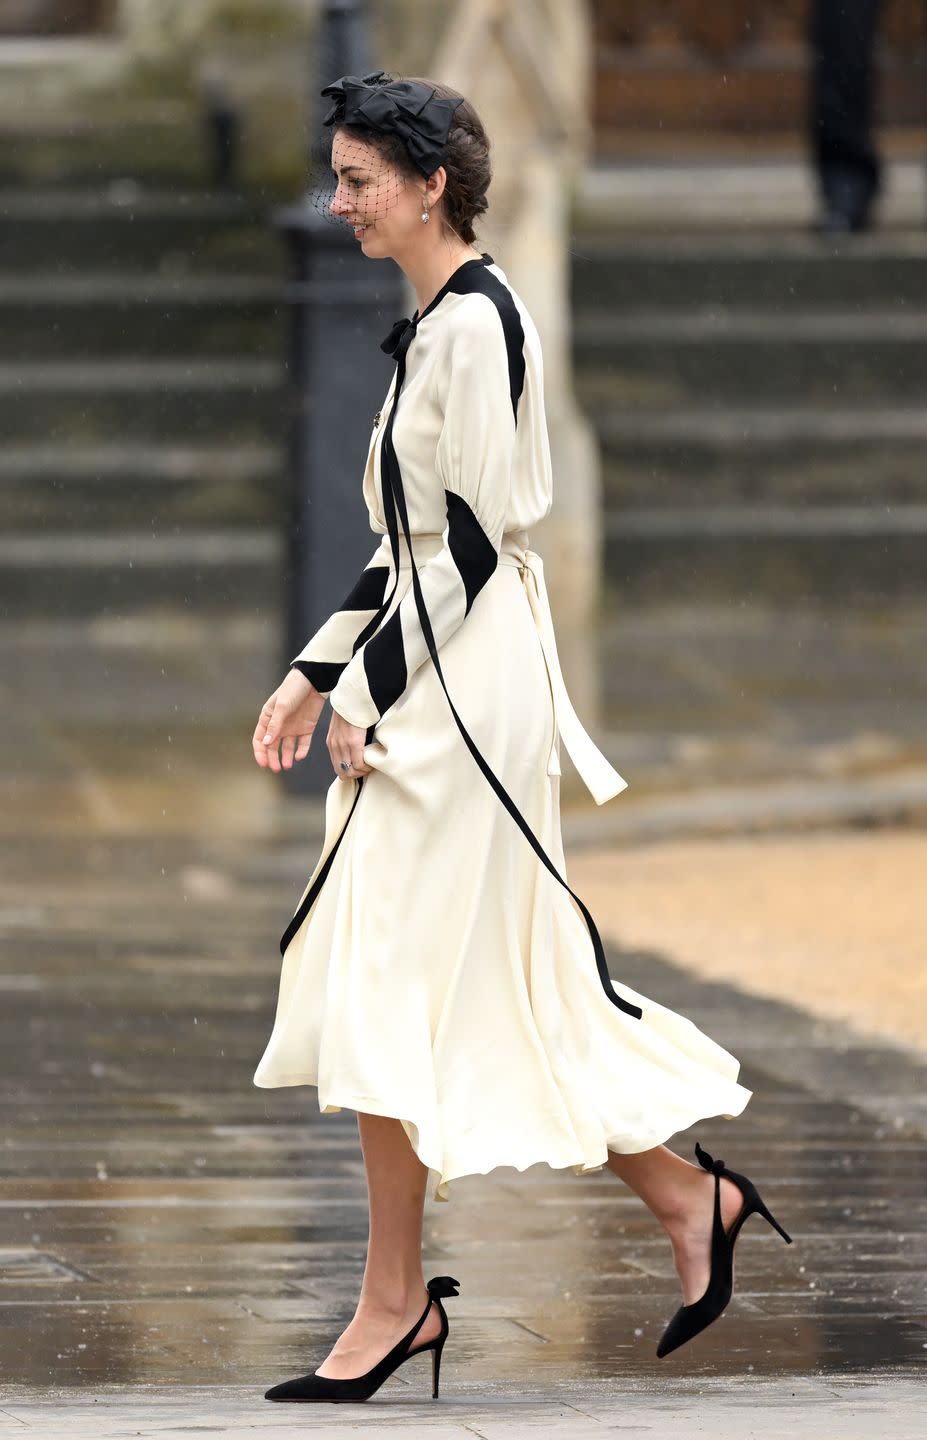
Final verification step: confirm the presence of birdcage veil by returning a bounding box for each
[306,69,465,229]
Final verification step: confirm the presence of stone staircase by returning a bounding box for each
[570,226,927,794]
[4,81,926,810]
[0,176,287,778]
[571,231,927,604]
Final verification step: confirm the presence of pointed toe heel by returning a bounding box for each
[656,1142,792,1359]
[263,1275,460,1403]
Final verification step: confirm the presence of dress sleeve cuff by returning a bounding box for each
[289,660,336,696]
[328,670,381,729]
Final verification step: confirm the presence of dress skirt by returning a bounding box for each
[253,532,752,1202]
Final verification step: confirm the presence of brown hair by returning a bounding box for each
[336,77,491,245]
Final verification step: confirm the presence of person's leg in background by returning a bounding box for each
[810,0,883,231]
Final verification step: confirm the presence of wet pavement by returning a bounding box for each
[0,824,925,1435]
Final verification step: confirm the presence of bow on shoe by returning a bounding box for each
[695,1140,726,1177]
[380,315,417,362]
[427,1275,460,1300]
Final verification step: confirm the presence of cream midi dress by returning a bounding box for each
[253,252,752,1201]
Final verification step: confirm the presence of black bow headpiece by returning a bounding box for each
[320,70,464,179]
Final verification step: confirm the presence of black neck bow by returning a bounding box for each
[320,70,464,179]
[380,315,417,363]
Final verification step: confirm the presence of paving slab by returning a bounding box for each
[0,830,924,1435]
[0,1378,923,1437]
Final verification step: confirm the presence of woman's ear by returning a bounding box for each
[426,165,447,207]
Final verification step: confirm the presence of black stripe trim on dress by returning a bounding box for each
[288,561,391,691]
[279,775,365,956]
[446,489,498,614]
[340,563,390,613]
[291,659,345,692]
[382,340,642,1021]
[363,604,408,716]
[361,487,496,712]
[446,264,525,424]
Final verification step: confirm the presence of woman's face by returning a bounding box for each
[328,130,432,254]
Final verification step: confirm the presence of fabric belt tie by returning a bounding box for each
[395,528,628,806]
[509,545,627,806]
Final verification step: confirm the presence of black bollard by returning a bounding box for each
[203,89,241,191]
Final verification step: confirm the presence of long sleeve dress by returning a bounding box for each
[253,252,752,1202]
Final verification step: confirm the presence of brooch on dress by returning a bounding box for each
[373,410,382,428]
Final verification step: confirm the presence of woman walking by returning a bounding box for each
[251,71,789,1404]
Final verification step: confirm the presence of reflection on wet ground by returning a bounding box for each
[0,830,924,1428]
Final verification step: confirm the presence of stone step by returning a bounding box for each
[0,111,209,188]
[0,528,280,619]
[574,309,927,407]
[596,408,927,506]
[0,274,282,358]
[573,158,927,231]
[0,359,281,443]
[0,443,283,530]
[607,502,927,539]
[0,613,274,728]
[570,231,927,310]
[599,411,927,601]
[0,188,278,273]
[603,522,927,603]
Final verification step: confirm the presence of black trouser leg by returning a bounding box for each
[810,0,883,221]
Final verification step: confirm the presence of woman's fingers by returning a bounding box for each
[252,698,277,768]
[326,709,373,779]
[262,706,284,773]
[351,737,373,775]
[254,687,321,772]
[332,744,372,780]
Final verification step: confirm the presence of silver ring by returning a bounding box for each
[339,760,352,772]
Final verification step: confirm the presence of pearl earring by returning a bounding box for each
[421,206,429,222]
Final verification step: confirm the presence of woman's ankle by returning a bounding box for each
[357,1277,428,1318]
[655,1165,715,1234]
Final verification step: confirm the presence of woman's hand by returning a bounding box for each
[327,707,374,780]
[253,669,325,773]
[252,669,374,780]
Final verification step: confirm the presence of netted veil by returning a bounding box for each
[306,69,465,229]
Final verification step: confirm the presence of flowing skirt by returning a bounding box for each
[253,541,752,1201]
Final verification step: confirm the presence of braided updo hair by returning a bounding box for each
[335,77,491,245]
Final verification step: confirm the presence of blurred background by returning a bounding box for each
[3,0,927,828]
[1,0,925,1416]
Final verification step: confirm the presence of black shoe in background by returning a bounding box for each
[812,168,877,234]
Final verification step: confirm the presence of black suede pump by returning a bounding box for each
[656,1142,792,1358]
[264,1274,460,1403]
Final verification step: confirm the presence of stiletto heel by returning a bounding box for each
[655,1142,792,1359]
[264,1274,459,1402]
[431,1334,444,1398]
[754,1197,792,1245]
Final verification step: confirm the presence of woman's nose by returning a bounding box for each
[330,185,351,216]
